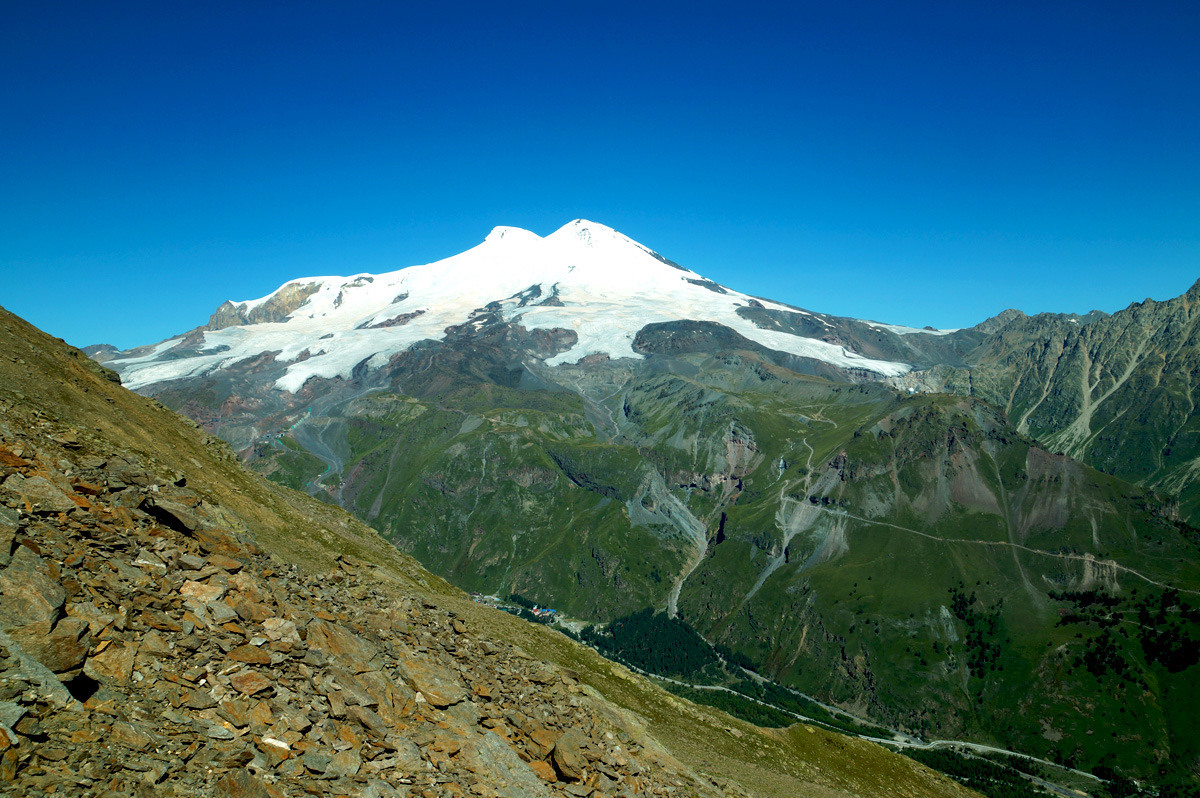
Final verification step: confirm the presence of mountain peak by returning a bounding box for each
[547,218,631,248]
[107,219,914,392]
[483,225,541,244]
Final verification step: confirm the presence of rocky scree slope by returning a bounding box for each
[0,434,732,798]
[0,306,974,798]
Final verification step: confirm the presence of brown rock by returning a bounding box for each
[1,474,75,514]
[305,619,378,668]
[247,700,274,728]
[219,698,251,728]
[228,644,272,665]
[208,553,245,572]
[111,721,162,751]
[346,705,391,738]
[71,478,103,496]
[186,689,218,710]
[327,749,361,778]
[20,616,91,673]
[143,497,202,532]
[256,736,291,766]
[230,670,272,696]
[529,759,558,783]
[141,630,173,658]
[529,727,559,758]
[194,527,248,557]
[0,544,66,630]
[0,447,30,469]
[395,654,467,708]
[227,593,274,623]
[180,579,225,603]
[214,769,274,798]
[551,729,588,781]
[84,640,137,684]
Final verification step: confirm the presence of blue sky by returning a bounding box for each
[2,1,1197,348]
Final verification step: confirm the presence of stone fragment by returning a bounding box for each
[302,750,331,774]
[0,702,24,735]
[208,599,239,624]
[529,759,558,782]
[141,630,173,658]
[530,667,557,684]
[345,705,391,738]
[230,670,272,696]
[214,769,274,798]
[256,736,291,766]
[261,617,300,643]
[228,644,272,665]
[529,727,559,758]
[133,550,167,572]
[359,781,403,798]
[0,507,16,568]
[20,616,90,673]
[395,654,467,708]
[0,748,16,782]
[0,447,30,469]
[84,640,137,684]
[305,619,378,668]
[327,749,361,778]
[0,544,66,631]
[391,738,425,771]
[458,731,557,798]
[111,721,162,751]
[551,729,588,781]
[143,497,202,532]
[208,553,245,572]
[219,698,251,728]
[178,553,207,571]
[186,690,218,710]
[202,721,236,740]
[228,593,274,623]
[247,700,274,728]
[1,474,75,514]
[180,579,225,603]
[194,527,248,557]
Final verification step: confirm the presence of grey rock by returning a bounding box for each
[0,474,75,514]
[0,545,66,630]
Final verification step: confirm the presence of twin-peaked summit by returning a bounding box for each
[108,220,929,393]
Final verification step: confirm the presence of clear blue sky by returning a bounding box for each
[3,1,1197,349]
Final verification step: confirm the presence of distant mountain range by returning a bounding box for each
[94,220,1200,786]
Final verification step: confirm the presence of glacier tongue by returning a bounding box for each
[111,219,913,393]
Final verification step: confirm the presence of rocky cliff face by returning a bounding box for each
[908,280,1200,525]
[206,283,324,331]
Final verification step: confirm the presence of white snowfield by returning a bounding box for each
[113,220,918,393]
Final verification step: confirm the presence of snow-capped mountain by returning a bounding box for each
[109,220,936,393]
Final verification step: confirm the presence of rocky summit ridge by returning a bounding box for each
[0,306,972,798]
